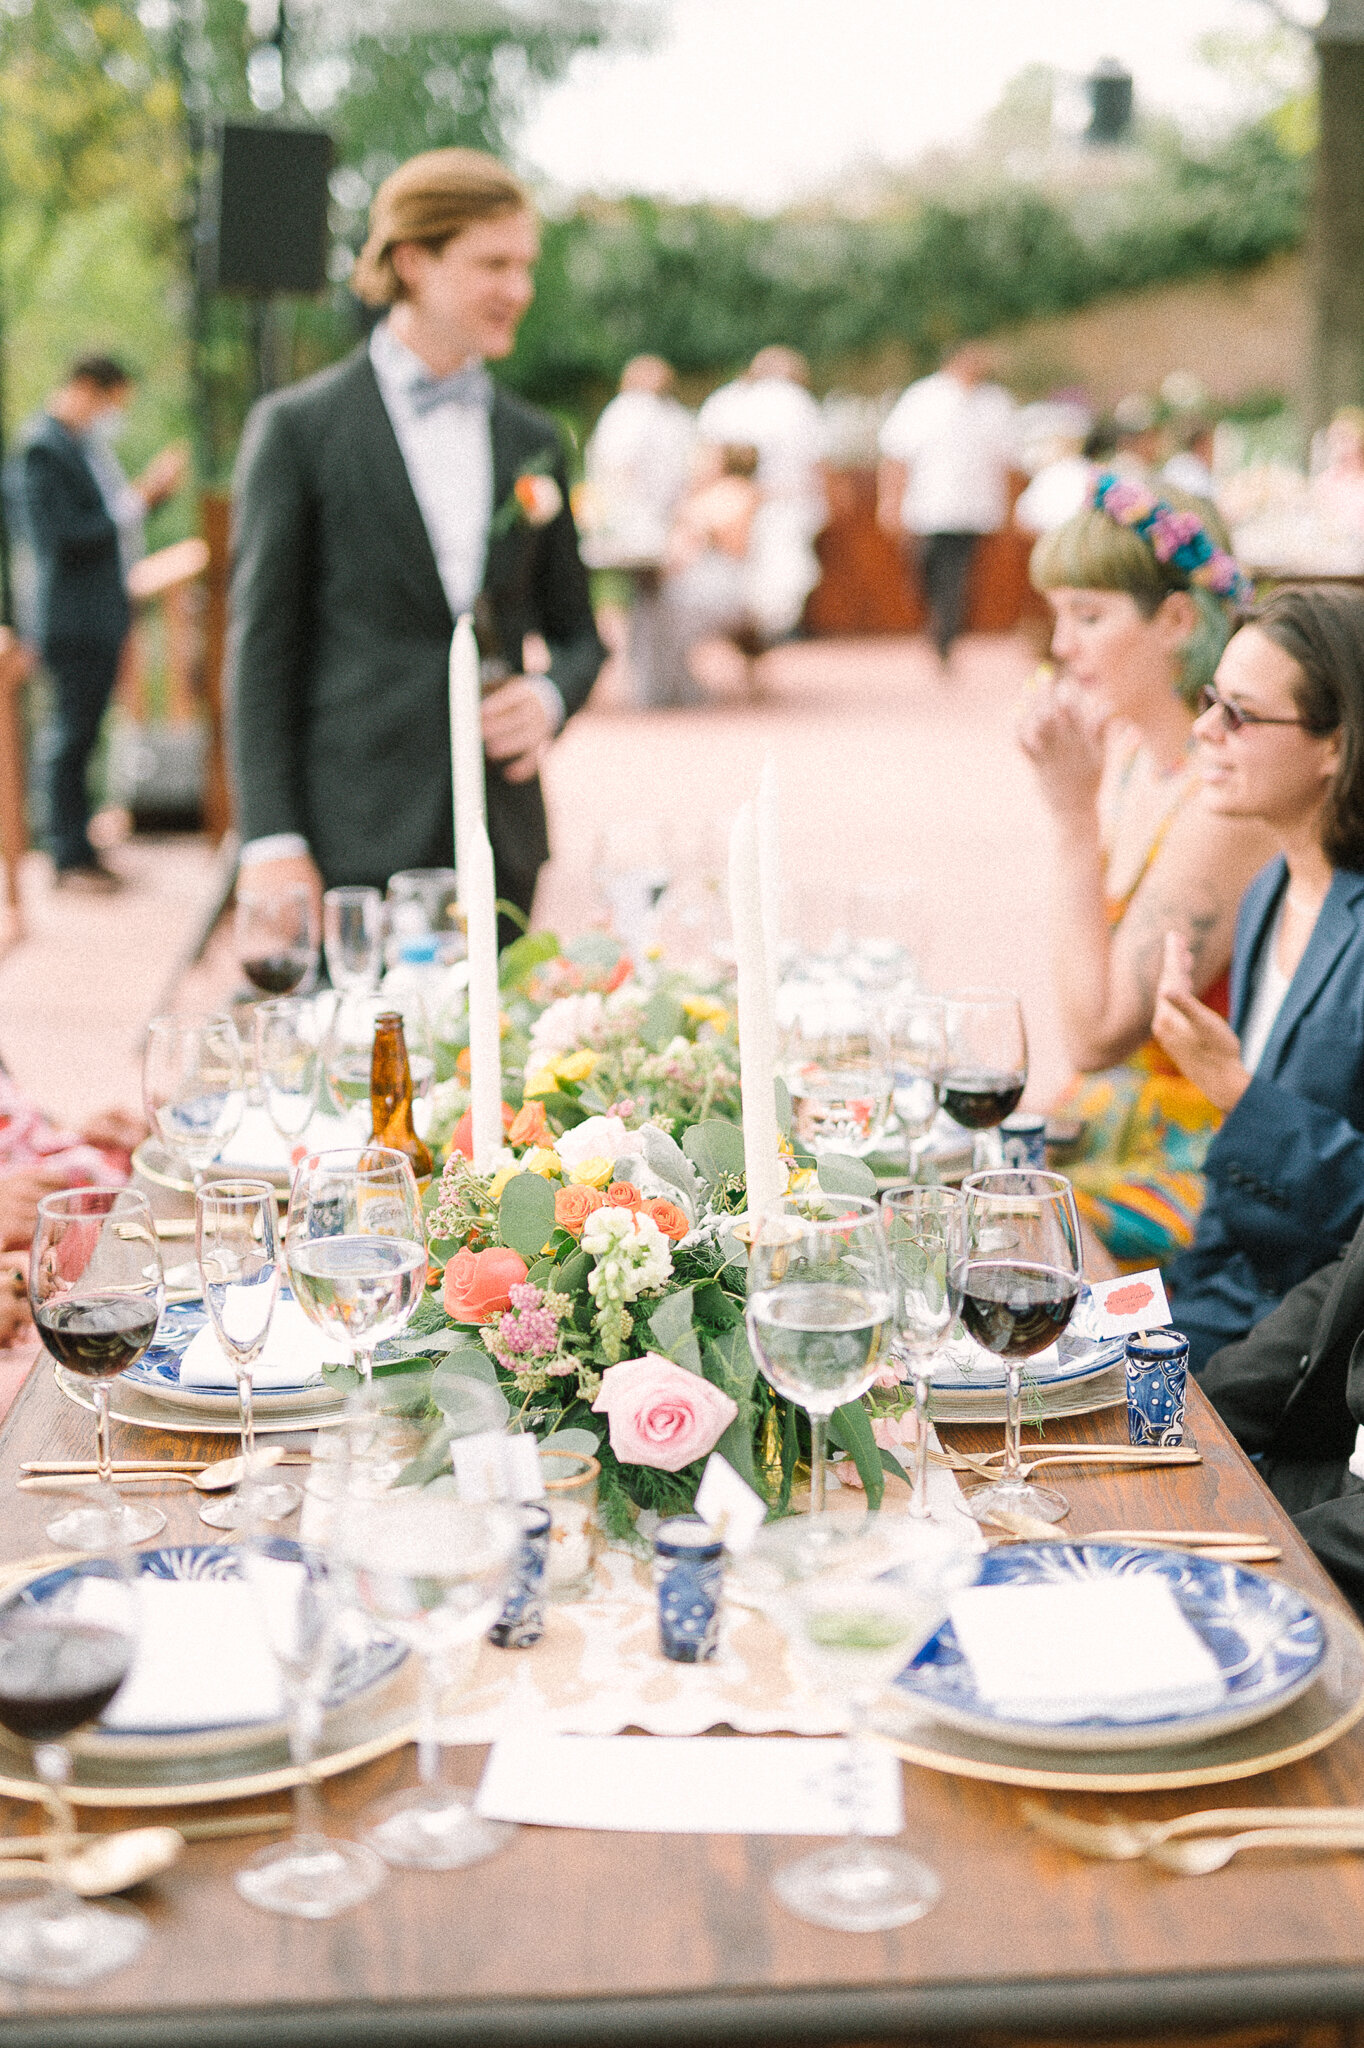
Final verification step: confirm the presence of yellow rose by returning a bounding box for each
[569,1156,613,1189]
[524,1069,558,1099]
[488,1165,521,1200]
[523,1147,562,1179]
[555,1049,597,1082]
[785,1166,817,1193]
[682,994,730,1031]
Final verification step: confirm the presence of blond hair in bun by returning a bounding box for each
[351,147,531,307]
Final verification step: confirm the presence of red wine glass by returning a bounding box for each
[941,990,1028,1172]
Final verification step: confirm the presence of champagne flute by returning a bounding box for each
[745,1193,895,1529]
[0,1557,143,1984]
[233,1541,386,1918]
[194,1180,298,1529]
[952,1168,1084,1526]
[285,1147,427,1385]
[333,1490,519,1869]
[29,1188,166,1549]
[237,885,319,997]
[254,997,322,1146]
[771,1531,972,1932]
[883,992,945,1178]
[142,1013,245,1189]
[322,886,385,993]
[881,1185,961,1519]
[940,989,1028,1171]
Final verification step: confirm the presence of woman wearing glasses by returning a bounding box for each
[1020,476,1273,1270]
[1153,586,1364,1371]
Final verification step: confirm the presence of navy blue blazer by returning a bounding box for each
[1169,857,1364,1370]
[4,415,128,648]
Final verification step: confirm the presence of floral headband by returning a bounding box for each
[1092,471,1253,608]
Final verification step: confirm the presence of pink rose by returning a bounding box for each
[591,1353,738,1473]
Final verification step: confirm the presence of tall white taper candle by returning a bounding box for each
[756,751,781,1006]
[449,612,485,892]
[465,822,503,1172]
[728,801,784,1222]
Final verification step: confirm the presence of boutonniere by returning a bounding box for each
[491,449,562,537]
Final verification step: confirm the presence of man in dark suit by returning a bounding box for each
[1203,1222,1364,1618]
[227,149,606,928]
[7,356,184,889]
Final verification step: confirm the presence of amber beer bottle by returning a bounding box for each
[369,1011,433,1188]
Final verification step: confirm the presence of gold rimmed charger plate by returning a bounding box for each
[877,1605,1364,1792]
[54,1364,346,1438]
[132,1137,292,1198]
[929,1363,1126,1426]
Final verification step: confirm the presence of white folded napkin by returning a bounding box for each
[177,1297,348,1390]
[947,1578,1226,1724]
[72,1564,304,1731]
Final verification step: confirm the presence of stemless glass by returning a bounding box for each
[322,886,385,993]
[29,1188,166,1549]
[254,997,322,1145]
[284,1147,426,1384]
[940,989,1028,1171]
[234,1541,386,1918]
[952,1169,1084,1526]
[237,885,319,997]
[142,1013,245,1188]
[745,1193,895,1523]
[194,1180,298,1530]
[883,992,946,1178]
[333,1491,519,1869]
[780,988,893,1159]
[771,1533,970,1933]
[881,1185,961,1519]
[0,1558,144,1984]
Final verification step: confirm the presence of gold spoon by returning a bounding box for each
[1022,1799,1364,1862]
[1150,1825,1364,1875]
[0,1827,184,1896]
[18,1447,287,1497]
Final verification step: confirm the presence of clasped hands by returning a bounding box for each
[1152,931,1251,1114]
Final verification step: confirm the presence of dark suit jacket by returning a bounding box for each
[1169,858,1364,1369]
[5,415,128,648]
[1203,1221,1364,1616]
[226,348,606,896]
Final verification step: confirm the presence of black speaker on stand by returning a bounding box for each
[200,121,333,394]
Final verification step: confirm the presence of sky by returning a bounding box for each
[518,0,1320,212]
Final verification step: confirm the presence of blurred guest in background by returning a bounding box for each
[1312,408,1364,539]
[696,346,826,645]
[5,355,185,891]
[1112,391,1163,477]
[1163,419,1217,502]
[878,343,1017,663]
[645,442,761,706]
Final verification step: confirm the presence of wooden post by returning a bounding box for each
[1313,4,1364,429]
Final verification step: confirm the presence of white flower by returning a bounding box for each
[582,1207,673,1301]
[526,993,604,1073]
[554,1114,637,1172]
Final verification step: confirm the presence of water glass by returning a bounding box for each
[142,1013,245,1188]
[194,1180,298,1530]
[881,1185,961,1518]
[780,988,892,1158]
[323,886,385,992]
[253,997,322,1144]
[284,1146,427,1383]
[883,992,945,1175]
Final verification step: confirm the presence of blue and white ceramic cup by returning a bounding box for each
[1000,1112,1048,1169]
[1125,1331,1190,1447]
[488,1502,552,1649]
[653,1514,723,1664]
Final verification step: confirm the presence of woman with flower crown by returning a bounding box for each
[1020,476,1274,1270]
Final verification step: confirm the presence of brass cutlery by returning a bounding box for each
[1149,1827,1364,1874]
[1023,1800,1364,1863]
[978,1507,1280,1560]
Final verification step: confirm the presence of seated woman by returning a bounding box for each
[1153,587,1364,1373]
[1020,476,1274,1269]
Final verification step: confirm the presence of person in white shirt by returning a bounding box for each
[877,344,1017,662]
[695,346,826,643]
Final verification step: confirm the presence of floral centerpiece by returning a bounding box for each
[350,1102,908,1537]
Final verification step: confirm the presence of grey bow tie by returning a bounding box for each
[406,362,493,417]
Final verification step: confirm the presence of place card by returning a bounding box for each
[450,1429,545,1503]
[947,1578,1224,1722]
[474,1734,904,1835]
[694,1453,767,1554]
[1085,1269,1172,1339]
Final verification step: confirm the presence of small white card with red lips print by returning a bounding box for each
[1086,1269,1173,1339]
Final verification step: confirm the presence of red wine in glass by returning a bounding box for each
[32,1299,160,1381]
[940,1070,1026,1131]
[241,952,310,996]
[955,1259,1081,1359]
[0,1621,133,1742]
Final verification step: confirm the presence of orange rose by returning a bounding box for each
[555,1184,605,1237]
[606,1181,643,1209]
[508,1100,551,1149]
[449,1103,517,1160]
[644,1198,690,1243]
[442,1245,528,1323]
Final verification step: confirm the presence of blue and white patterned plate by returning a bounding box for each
[122,1293,343,1414]
[4,1542,406,1747]
[894,1543,1326,1753]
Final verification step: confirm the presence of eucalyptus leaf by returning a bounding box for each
[536,1091,590,1129]
[879,1446,912,1489]
[499,930,559,989]
[703,1322,757,1399]
[774,1075,793,1139]
[394,1424,455,1489]
[683,1119,746,1187]
[565,931,623,971]
[647,1287,696,1365]
[499,1172,558,1259]
[525,1256,559,1289]
[828,1399,885,1509]
[379,1330,477,1360]
[642,990,685,1051]
[431,1346,500,1389]
[432,1376,510,1435]
[714,1415,760,1492]
[816,1153,879,1198]
[558,1249,591,1295]
[637,1125,703,1212]
[539,1425,600,1457]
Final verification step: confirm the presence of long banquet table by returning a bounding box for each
[1,1352,1364,2048]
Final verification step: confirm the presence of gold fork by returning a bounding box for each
[1022,1799,1364,1861]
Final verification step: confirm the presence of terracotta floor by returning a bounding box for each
[0,625,1064,1131]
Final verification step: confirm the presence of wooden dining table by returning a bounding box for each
[1,1351,1364,2048]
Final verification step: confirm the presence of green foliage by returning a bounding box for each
[497,1172,557,1260]
[815,1153,879,1198]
